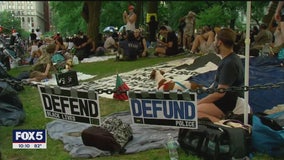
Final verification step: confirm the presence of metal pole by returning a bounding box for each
[244,1,251,125]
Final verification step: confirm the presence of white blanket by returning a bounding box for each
[46,111,179,158]
[31,72,95,86]
[78,56,219,99]
[80,55,116,63]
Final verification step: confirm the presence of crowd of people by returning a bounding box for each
[12,3,284,106]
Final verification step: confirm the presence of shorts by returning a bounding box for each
[213,92,238,114]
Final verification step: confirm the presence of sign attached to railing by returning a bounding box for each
[128,90,198,129]
[38,85,100,125]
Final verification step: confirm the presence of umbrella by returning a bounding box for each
[118,25,126,33]
[103,26,117,33]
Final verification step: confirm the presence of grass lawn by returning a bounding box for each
[0,54,280,160]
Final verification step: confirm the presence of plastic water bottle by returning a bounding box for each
[72,55,79,65]
[166,133,179,160]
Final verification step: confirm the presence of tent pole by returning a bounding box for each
[244,1,251,125]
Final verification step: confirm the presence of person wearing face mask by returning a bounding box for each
[196,28,244,122]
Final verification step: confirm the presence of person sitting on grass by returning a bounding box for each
[17,43,56,82]
[189,25,216,55]
[104,32,119,54]
[155,25,179,57]
[134,28,148,57]
[117,31,140,61]
[197,28,244,122]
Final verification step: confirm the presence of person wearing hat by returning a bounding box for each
[183,11,196,51]
[123,5,137,32]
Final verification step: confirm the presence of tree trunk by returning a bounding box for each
[135,1,142,29]
[84,1,101,44]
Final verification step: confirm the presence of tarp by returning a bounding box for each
[189,56,284,113]
[0,82,25,126]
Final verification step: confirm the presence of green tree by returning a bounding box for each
[49,1,86,36]
[0,11,24,35]
[196,5,230,28]
[251,1,270,26]
[49,1,269,38]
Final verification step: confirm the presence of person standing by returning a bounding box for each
[183,11,196,51]
[123,5,137,32]
[197,28,244,122]
[29,29,37,45]
[35,28,42,40]
[147,15,159,44]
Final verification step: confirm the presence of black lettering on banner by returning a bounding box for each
[78,98,88,115]
[38,85,101,125]
[42,94,52,110]
[60,96,69,113]
[51,95,61,112]
[89,100,98,117]
[69,98,80,115]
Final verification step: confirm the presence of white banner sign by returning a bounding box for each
[129,91,198,129]
[38,85,100,125]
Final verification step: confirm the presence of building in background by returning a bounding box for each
[0,1,50,32]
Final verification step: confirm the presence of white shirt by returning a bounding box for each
[125,13,136,31]
[104,36,116,49]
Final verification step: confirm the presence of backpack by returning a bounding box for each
[81,117,133,154]
[51,52,66,71]
[178,119,252,160]
[51,52,65,64]
[100,117,133,149]
[0,62,24,91]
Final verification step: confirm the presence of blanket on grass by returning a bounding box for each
[46,111,179,158]
[46,54,284,158]
[189,56,284,113]
[77,53,221,99]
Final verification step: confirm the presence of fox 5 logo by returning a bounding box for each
[13,130,46,143]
